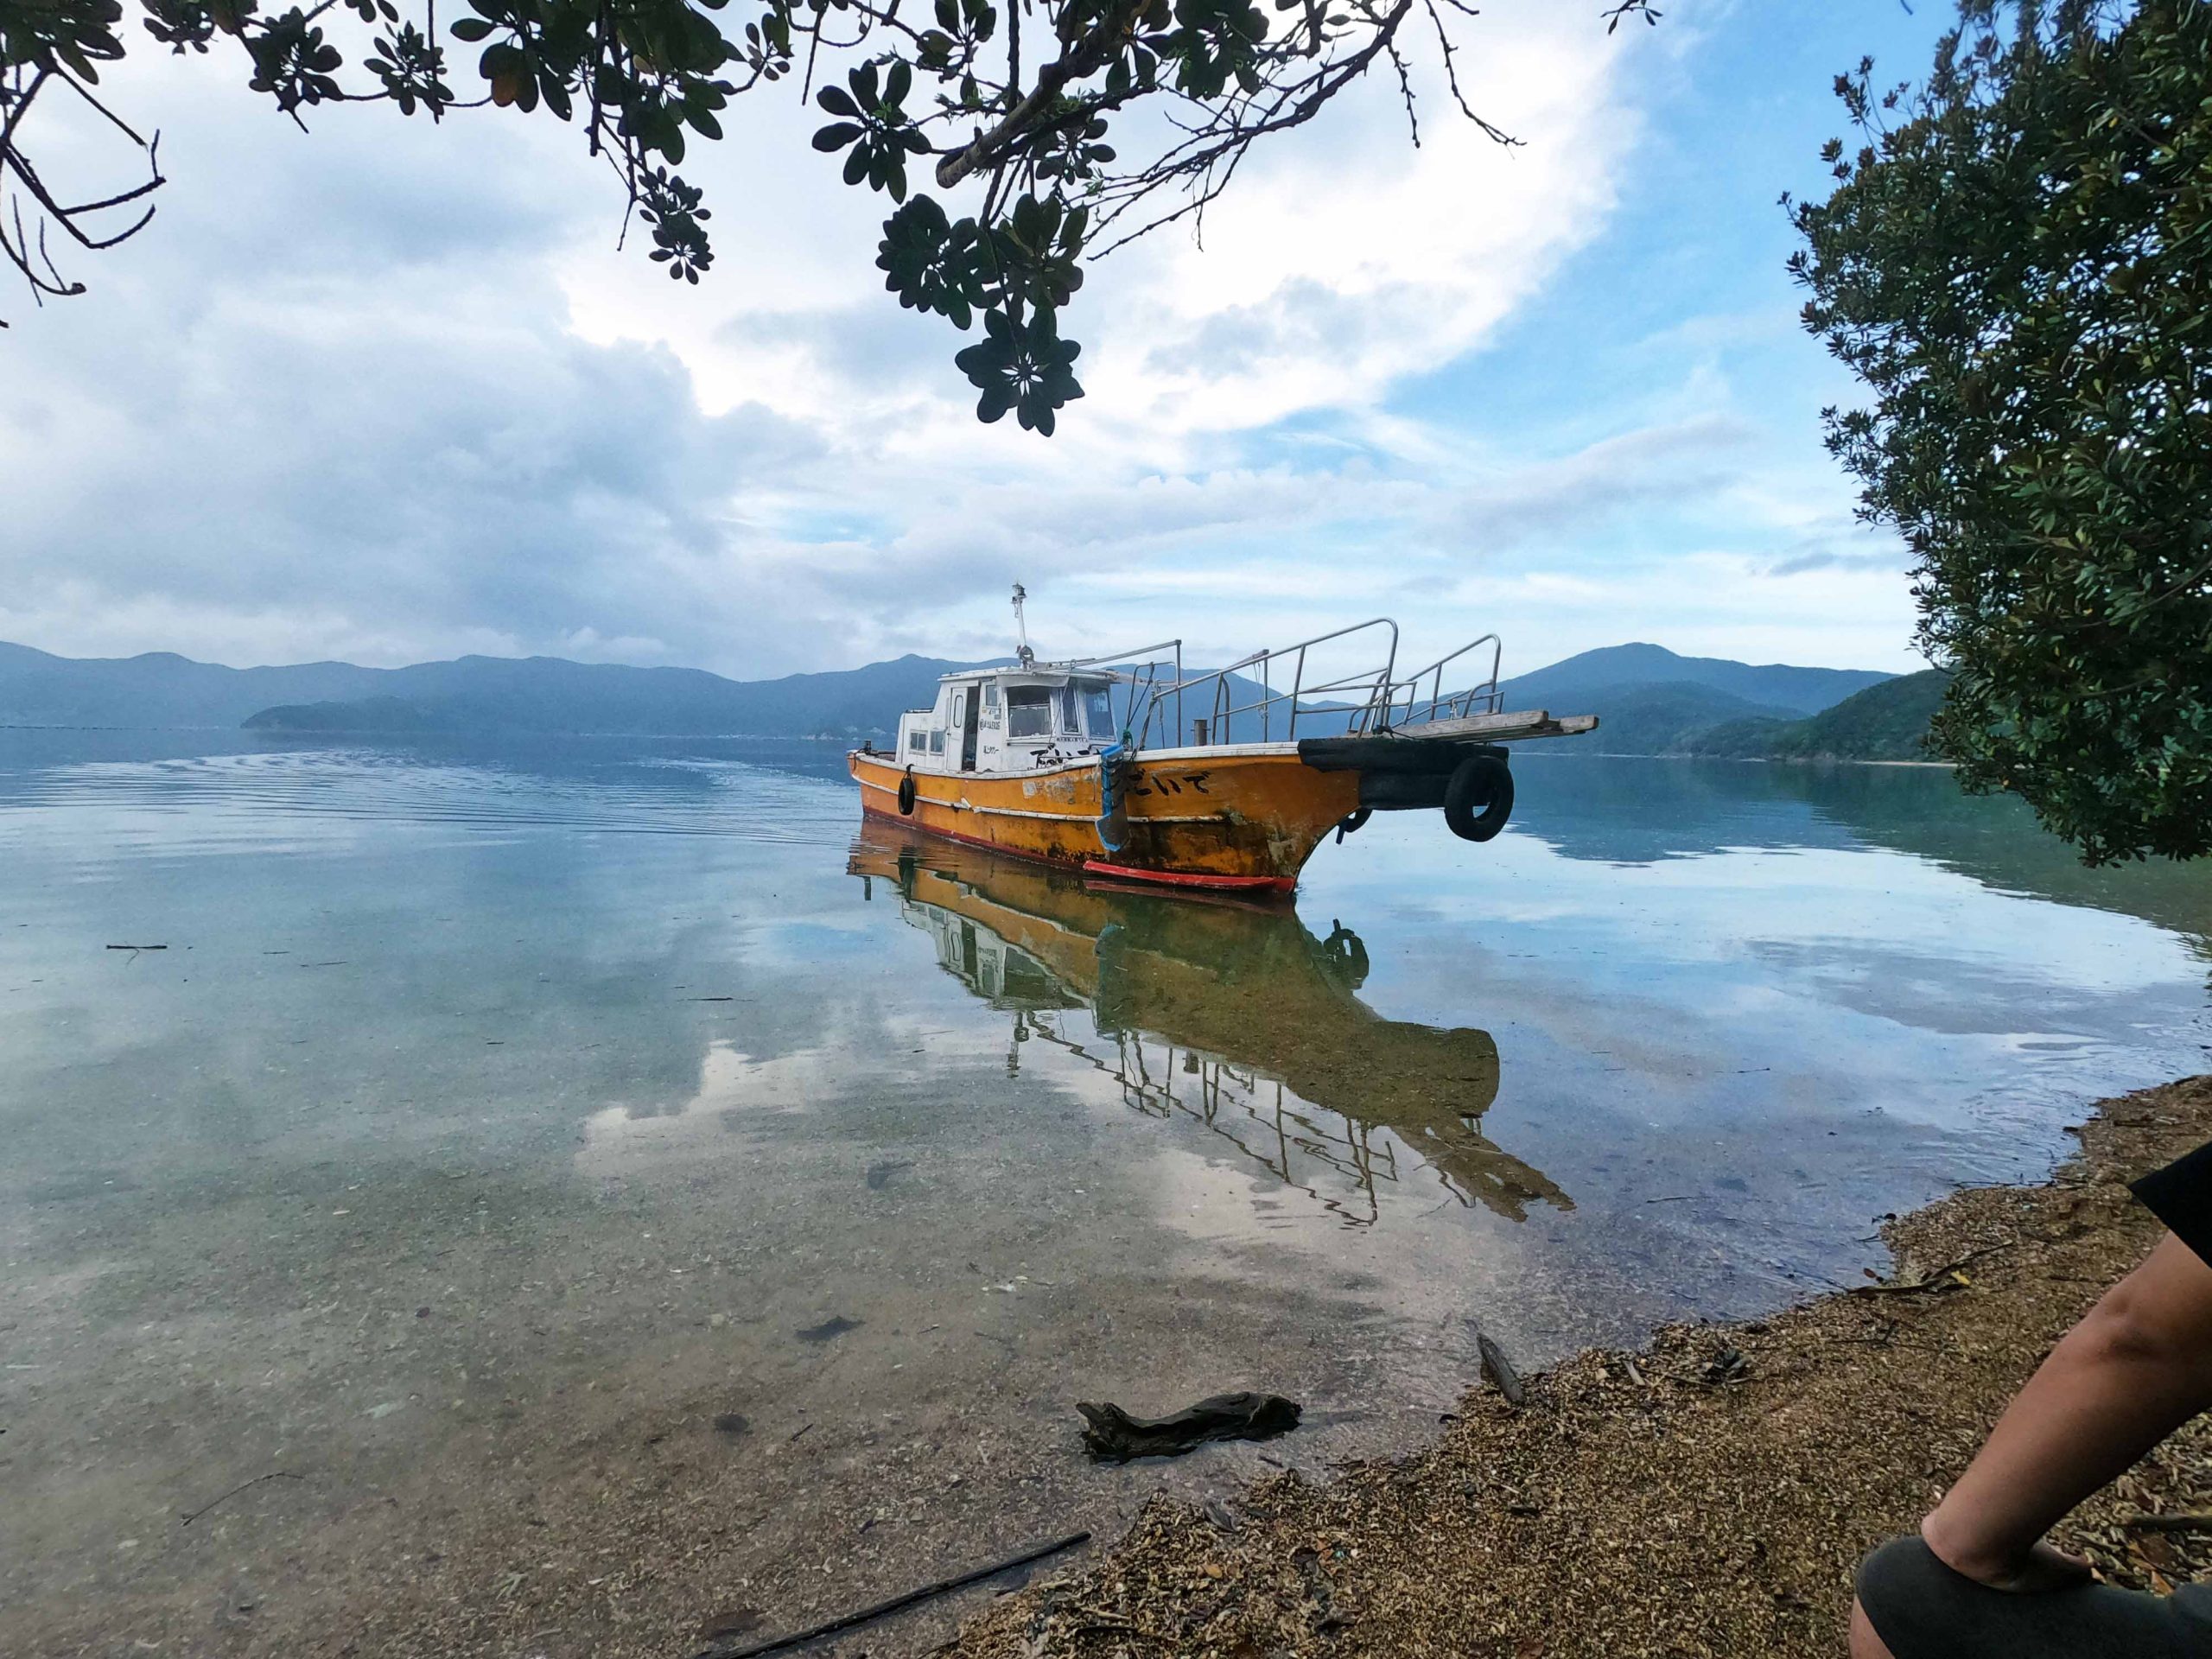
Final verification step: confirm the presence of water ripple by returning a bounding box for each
[0,742,857,852]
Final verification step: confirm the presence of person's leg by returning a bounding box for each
[1853,1535,2210,1658]
[1922,1235,2212,1585]
[1849,1599,1896,1659]
[1847,1220,2212,1654]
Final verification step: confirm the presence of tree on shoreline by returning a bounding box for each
[1792,0,2211,864]
[0,0,1656,431]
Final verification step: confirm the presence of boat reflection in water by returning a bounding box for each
[849,830,1567,1226]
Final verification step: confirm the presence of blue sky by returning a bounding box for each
[0,1,1955,681]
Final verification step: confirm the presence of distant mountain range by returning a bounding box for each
[1494,642,1891,716]
[0,641,987,739]
[0,638,1941,760]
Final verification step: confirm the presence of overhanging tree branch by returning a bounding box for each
[3,0,1649,423]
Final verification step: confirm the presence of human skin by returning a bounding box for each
[1849,1232,2212,1657]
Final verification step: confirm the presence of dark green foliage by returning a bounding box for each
[2,0,1665,413]
[812,60,926,200]
[362,22,452,116]
[2,0,125,79]
[638,167,711,282]
[1791,0,2212,861]
[244,8,348,111]
[954,303,1083,432]
[1686,670,1951,762]
[1166,0,1265,99]
[876,198,988,328]
[878,188,1088,419]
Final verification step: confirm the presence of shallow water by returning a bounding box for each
[3,734,2208,1656]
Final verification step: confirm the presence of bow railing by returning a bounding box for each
[1122,622,1506,751]
[1131,618,1399,748]
[1375,634,1504,729]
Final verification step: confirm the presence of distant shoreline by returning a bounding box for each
[1534,747,1956,770]
[4,639,1942,760]
[0,722,856,741]
[1,725,1961,769]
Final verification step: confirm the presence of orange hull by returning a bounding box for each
[849,747,1358,892]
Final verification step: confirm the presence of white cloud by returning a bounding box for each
[0,1,1924,679]
[1090,7,1639,435]
[552,0,1641,460]
[1433,415,1757,550]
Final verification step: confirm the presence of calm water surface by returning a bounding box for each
[3,733,2208,1656]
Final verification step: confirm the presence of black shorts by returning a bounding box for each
[1858,1537,2212,1657]
[2134,1141,2212,1265]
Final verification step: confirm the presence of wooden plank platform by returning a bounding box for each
[1296,711,1600,774]
[1387,709,1600,743]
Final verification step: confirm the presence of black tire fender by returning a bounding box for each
[897,768,918,816]
[1443,754,1513,842]
[1319,920,1370,988]
[1334,808,1372,843]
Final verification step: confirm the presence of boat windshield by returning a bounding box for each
[1006,684,1054,738]
[1081,682,1115,737]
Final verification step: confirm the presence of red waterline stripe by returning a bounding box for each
[1080,860,1296,893]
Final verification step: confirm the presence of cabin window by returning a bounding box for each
[1058,684,1081,734]
[983,683,999,710]
[929,728,944,754]
[907,729,925,753]
[1006,684,1054,739]
[1082,683,1116,736]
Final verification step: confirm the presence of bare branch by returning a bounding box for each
[935,0,1150,188]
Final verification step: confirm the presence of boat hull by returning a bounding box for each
[849,747,1358,893]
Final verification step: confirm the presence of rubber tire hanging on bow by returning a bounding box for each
[1443,754,1513,842]
[897,768,918,816]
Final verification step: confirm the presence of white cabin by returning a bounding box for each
[891,665,1123,777]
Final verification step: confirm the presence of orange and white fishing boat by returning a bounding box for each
[847,588,1599,895]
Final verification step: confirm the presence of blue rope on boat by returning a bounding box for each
[1095,743,1128,853]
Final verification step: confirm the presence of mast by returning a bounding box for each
[1011,583,1035,668]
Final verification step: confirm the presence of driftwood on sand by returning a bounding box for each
[694,1530,1091,1659]
[1471,1327,1526,1408]
[1076,1393,1301,1463]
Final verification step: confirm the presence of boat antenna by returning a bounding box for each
[1011,582,1034,668]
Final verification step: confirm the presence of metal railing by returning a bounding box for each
[1122,622,1506,751]
[1131,618,1401,749]
[1376,633,1504,728]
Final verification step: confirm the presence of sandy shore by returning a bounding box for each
[942,1074,2212,1658]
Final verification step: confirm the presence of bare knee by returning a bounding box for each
[1850,1597,1896,1659]
[2067,1236,2212,1390]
